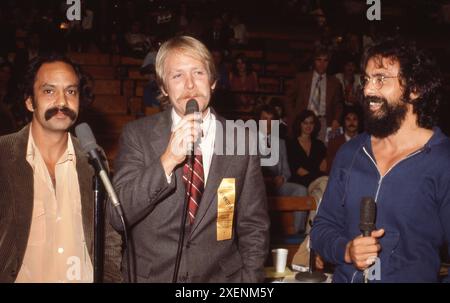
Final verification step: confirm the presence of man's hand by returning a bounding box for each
[344,229,385,270]
[160,113,202,176]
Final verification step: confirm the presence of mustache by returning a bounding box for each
[178,94,205,102]
[44,106,77,121]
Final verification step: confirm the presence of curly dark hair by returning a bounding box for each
[20,53,93,108]
[361,38,442,129]
[292,110,321,139]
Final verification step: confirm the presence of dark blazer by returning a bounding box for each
[0,125,122,282]
[109,109,270,282]
[286,71,343,133]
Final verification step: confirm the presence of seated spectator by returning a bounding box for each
[125,21,149,58]
[268,97,289,140]
[287,110,327,188]
[229,53,259,112]
[334,57,362,107]
[258,105,308,233]
[326,107,362,172]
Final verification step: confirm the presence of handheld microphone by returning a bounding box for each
[185,99,199,155]
[75,123,123,217]
[360,197,376,237]
[360,197,377,283]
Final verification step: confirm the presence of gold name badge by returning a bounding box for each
[217,178,236,241]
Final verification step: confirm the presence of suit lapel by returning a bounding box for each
[11,125,34,264]
[190,115,231,237]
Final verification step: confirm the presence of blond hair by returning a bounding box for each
[155,36,217,105]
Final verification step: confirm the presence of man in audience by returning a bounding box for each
[326,107,361,172]
[258,104,309,233]
[286,47,343,141]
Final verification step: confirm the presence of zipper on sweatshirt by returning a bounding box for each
[362,146,425,202]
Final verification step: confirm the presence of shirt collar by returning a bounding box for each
[26,125,76,166]
[313,70,326,81]
[171,107,213,135]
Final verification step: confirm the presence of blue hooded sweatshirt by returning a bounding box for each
[311,127,450,283]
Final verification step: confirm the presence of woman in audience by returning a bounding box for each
[229,53,258,112]
[287,110,327,188]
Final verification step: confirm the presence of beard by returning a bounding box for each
[363,96,408,138]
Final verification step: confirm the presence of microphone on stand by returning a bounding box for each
[75,123,123,218]
[360,197,377,283]
[75,123,133,282]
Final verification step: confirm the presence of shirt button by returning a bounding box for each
[58,247,64,254]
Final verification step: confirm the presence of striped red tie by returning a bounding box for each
[182,152,204,224]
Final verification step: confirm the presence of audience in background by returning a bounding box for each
[286,46,343,141]
[334,57,362,107]
[229,52,259,112]
[258,105,309,234]
[326,107,362,173]
[287,110,327,188]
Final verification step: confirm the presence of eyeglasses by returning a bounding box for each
[361,75,399,90]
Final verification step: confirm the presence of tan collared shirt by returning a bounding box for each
[15,128,93,283]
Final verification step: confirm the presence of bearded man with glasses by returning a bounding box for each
[311,39,450,283]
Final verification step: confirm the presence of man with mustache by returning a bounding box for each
[109,36,269,282]
[0,54,122,282]
[311,39,450,282]
[326,108,362,172]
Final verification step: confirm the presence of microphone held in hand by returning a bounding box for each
[360,197,376,237]
[185,99,199,155]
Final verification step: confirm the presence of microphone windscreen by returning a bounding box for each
[359,197,376,235]
[185,99,199,115]
[75,123,98,154]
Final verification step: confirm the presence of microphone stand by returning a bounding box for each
[172,155,194,283]
[295,246,327,282]
[93,175,105,283]
[295,222,327,283]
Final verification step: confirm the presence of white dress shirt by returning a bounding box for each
[168,107,216,185]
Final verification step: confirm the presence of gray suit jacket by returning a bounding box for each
[109,109,270,282]
[0,125,123,282]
